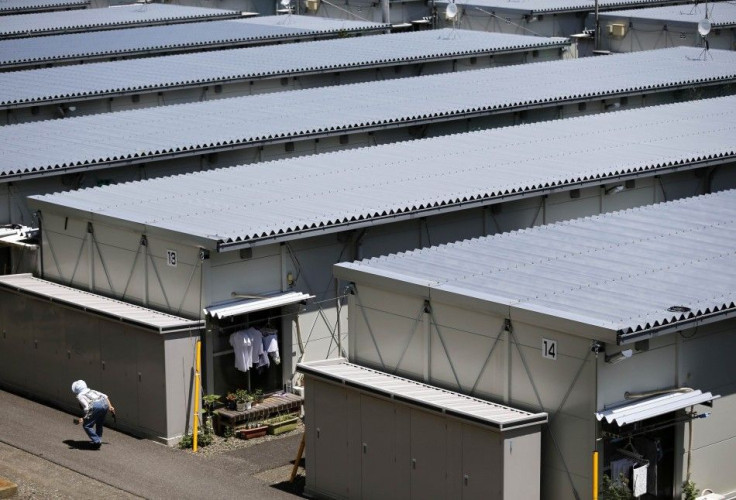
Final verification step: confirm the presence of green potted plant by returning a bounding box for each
[235,388,251,411]
[225,392,237,411]
[201,393,221,435]
[253,388,264,405]
[237,419,268,440]
[263,413,299,435]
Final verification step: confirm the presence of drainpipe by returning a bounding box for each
[594,0,600,50]
[381,0,389,25]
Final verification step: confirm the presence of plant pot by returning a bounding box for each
[237,425,267,440]
[266,417,299,435]
[236,401,246,412]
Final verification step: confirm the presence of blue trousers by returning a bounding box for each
[82,399,108,444]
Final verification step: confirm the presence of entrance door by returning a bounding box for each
[410,409,447,499]
[314,381,349,499]
[361,395,399,499]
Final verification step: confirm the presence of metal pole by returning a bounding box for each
[592,450,599,500]
[594,0,600,51]
[381,0,389,24]
[193,340,201,452]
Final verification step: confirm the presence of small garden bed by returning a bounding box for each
[263,414,300,436]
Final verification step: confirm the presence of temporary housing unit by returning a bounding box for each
[0,4,246,39]
[297,358,548,500]
[333,190,736,499]
[0,29,570,123]
[0,16,390,72]
[3,46,736,224]
[435,0,692,37]
[592,2,736,52]
[23,96,736,401]
[0,273,203,444]
[0,0,88,15]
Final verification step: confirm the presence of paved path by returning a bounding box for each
[0,389,301,499]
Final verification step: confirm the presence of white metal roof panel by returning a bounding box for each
[336,189,736,341]
[4,47,736,180]
[597,2,736,28]
[298,358,548,430]
[0,16,390,69]
[595,390,719,426]
[204,291,313,319]
[0,0,88,14]
[0,273,203,333]
[441,0,691,14]
[0,4,242,38]
[0,29,569,108]
[27,95,736,251]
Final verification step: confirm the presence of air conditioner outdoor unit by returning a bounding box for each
[608,23,626,37]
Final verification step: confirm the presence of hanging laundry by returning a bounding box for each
[229,328,254,372]
[262,332,280,365]
[632,464,648,497]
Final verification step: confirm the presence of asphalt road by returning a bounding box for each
[0,389,302,499]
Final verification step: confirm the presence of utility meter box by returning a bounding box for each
[608,23,627,37]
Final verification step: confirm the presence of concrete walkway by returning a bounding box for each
[0,389,301,499]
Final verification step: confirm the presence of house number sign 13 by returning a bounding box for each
[166,249,178,267]
[542,338,557,360]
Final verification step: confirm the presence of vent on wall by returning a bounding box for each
[608,23,626,37]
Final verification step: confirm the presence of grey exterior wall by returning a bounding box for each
[303,375,542,499]
[344,281,736,499]
[0,286,201,444]
[2,45,565,124]
[591,16,736,52]
[34,168,736,391]
[439,9,586,38]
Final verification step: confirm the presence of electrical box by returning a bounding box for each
[608,23,627,37]
[305,0,319,11]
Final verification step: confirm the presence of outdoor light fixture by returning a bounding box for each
[605,349,633,364]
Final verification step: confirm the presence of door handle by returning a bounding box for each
[411,458,416,470]
[363,443,367,454]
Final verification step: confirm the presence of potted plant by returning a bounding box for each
[263,413,299,435]
[237,420,268,440]
[235,388,251,412]
[201,393,221,435]
[225,392,237,410]
[253,388,264,405]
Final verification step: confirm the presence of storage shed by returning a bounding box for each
[435,0,692,37]
[592,2,736,52]
[24,96,736,402]
[0,273,203,444]
[297,358,547,499]
[0,0,88,15]
[0,4,247,39]
[333,190,736,499]
[3,46,736,225]
[0,16,390,72]
[0,29,569,123]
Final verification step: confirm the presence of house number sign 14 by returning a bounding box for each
[542,338,557,360]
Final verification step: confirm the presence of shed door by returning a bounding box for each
[462,424,502,500]
[314,381,349,499]
[360,395,398,499]
[410,409,447,500]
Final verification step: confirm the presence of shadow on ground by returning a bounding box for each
[63,439,100,450]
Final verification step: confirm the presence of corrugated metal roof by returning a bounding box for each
[4,46,736,180]
[443,0,691,14]
[0,4,242,38]
[0,29,568,108]
[598,2,736,28]
[0,273,203,333]
[596,390,719,426]
[297,358,548,430]
[0,0,88,14]
[0,16,390,69]
[204,292,313,319]
[27,95,736,251]
[335,189,736,342]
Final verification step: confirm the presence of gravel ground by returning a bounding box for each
[178,420,305,458]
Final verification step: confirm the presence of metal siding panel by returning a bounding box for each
[313,380,350,499]
[360,395,401,499]
[462,424,503,499]
[410,409,447,500]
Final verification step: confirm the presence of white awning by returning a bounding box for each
[596,390,719,427]
[204,291,313,319]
